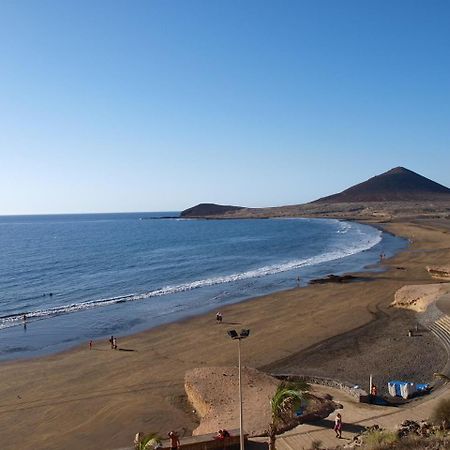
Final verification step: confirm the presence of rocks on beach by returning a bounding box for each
[344,420,447,448]
[427,265,450,281]
[392,283,450,312]
[309,274,360,284]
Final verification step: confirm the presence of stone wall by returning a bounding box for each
[274,374,369,402]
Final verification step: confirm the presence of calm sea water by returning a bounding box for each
[0,213,406,360]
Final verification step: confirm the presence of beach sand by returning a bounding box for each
[1,219,450,450]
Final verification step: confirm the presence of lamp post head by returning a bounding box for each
[227,329,250,340]
[227,329,239,339]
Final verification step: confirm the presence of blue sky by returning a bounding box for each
[0,0,449,214]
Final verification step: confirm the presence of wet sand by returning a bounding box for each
[1,219,450,450]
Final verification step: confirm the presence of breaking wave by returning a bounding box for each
[0,227,381,330]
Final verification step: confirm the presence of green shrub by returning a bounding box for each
[134,432,162,450]
[363,430,398,449]
[361,432,450,449]
[380,434,449,449]
[434,428,447,439]
[432,399,450,429]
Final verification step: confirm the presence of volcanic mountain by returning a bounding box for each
[313,167,450,203]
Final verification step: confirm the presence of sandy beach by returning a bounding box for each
[1,218,450,450]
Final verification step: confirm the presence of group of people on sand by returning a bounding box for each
[86,336,119,350]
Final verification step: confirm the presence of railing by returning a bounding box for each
[162,429,244,450]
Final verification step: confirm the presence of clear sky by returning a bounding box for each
[0,0,449,214]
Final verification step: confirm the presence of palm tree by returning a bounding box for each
[268,384,309,450]
[134,432,162,450]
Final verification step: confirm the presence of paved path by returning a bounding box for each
[251,383,450,450]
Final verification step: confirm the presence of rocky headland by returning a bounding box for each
[181,167,450,222]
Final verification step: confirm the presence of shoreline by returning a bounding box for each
[0,259,391,367]
[1,218,450,450]
[0,218,398,363]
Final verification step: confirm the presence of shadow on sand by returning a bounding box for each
[310,418,366,434]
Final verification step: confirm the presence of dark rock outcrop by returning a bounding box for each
[180,203,244,218]
[427,266,450,280]
[313,167,450,203]
[309,274,360,284]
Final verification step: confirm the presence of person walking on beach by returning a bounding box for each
[113,337,117,349]
[109,335,114,349]
[216,312,222,324]
[334,412,342,438]
[89,340,93,350]
[168,431,180,449]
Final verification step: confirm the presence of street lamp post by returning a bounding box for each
[227,329,250,450]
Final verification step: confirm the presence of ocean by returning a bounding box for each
[0,213,407,360]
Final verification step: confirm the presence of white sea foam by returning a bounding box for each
[0,225,382,330]
[337,221,351,234]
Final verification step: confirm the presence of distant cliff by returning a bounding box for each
[180,203,244,218]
